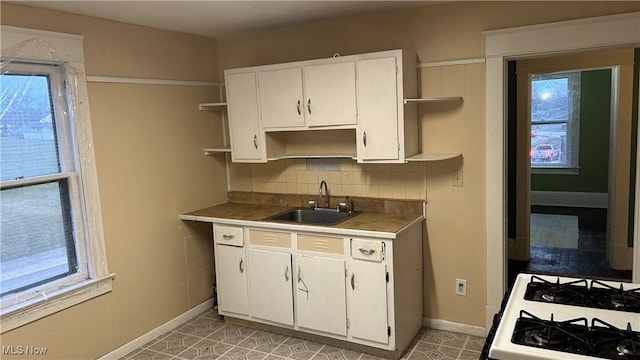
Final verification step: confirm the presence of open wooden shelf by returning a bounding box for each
[403,97,463,104]
[405,153,462,162]
[199,102,227,111]
[203,146,231,155]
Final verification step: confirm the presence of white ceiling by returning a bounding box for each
[10,1,440,38]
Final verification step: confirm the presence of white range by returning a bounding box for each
[484,273,640,360]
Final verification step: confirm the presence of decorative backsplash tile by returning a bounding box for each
[228,159,426,200]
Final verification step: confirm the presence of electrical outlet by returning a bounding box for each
[453,170,463,187]
[455,278,467,296]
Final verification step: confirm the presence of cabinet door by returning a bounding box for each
[356,57,399,161]
[215,245,249,316]
[226,72,265,162]
[296,255,347,336]
[247,248,294,326]
[258,68,305,129]
[303,62,357,127]
[347,259,389,344]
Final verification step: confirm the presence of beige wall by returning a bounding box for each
[1,4,227,359]
[218,1,640,327]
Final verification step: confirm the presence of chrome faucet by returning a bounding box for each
[318,180,329,209]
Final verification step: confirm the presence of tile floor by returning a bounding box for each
[508,206,632,286]
[120,309,485,360]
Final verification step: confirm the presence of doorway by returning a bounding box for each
[506,50,636,286]
[483,11,640,332]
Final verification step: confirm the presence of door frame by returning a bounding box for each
[483,12,640,331]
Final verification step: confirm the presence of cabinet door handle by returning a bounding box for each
[297,266,301,283]
[253,134,258,149]
[363,131,367,147]
[350,273,355,290]
[359,248,375,255]
[239,258,244,273]
[285,265,290,282]
[222,234,235,240]
[297,100,301,115]
[307,99,312,114]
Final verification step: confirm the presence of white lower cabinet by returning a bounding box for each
[348,259,389,344]
[212,222,422,359]
[295,255,347,336]
[215,244,249,316]
[247,248,294,326]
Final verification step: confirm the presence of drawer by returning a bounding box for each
[249,230,291,248]
[214,225,244,246]
[297,234,344,255]
[350,238,384,262]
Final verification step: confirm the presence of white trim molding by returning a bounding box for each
[422,318,486,338]
[97,299,214,360]
[483,12,640,58]
[417,57,486,68]
[483,12,640,330]
[86,76,221,87]
[531,191,608,208]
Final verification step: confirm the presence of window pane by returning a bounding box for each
[0,180,77,296]
[0,74,60,181]
[531,123,568,167]
[531,76,569,122]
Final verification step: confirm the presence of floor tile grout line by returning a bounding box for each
[455,336,470,360]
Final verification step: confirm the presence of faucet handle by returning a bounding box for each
[336,202,347,212]
[308,200,318,209]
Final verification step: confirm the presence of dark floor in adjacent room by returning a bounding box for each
[508,206,632,287]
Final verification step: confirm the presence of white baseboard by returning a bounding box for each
[97,299,214,360]
[531,191,608,208]
[422,318,486,338]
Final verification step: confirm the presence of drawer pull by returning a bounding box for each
[222,234,235,240]
[297,100,301,115]
[284,265,290,281]
[359,248,375,255]
[239,258,244,273]
[351,273,355,290]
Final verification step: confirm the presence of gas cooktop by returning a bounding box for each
[487,274,640,360]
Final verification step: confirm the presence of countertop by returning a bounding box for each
[180,202,424,236]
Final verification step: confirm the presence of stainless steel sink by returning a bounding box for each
[267,208,358,225]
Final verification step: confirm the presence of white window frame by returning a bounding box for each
[530,71,581,174]
[1,26,113,333]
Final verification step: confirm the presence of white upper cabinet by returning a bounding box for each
[223,49,424,163]
[257,62,356,129]
[258,67,305,128]
[225,72,266,162]
[303,62,357,127]
[356,57,400,161]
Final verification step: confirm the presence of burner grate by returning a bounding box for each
[511,310,640,359]
[512,310,590,356]
[524,275,640,313]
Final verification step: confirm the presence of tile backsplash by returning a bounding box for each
[228,159,426,200]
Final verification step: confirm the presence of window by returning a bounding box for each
[0,26,112,333]
[530,71,581,172]
[1,63,89,298]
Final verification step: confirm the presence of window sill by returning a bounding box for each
[531,167,580,175]
[1,274,115,334]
